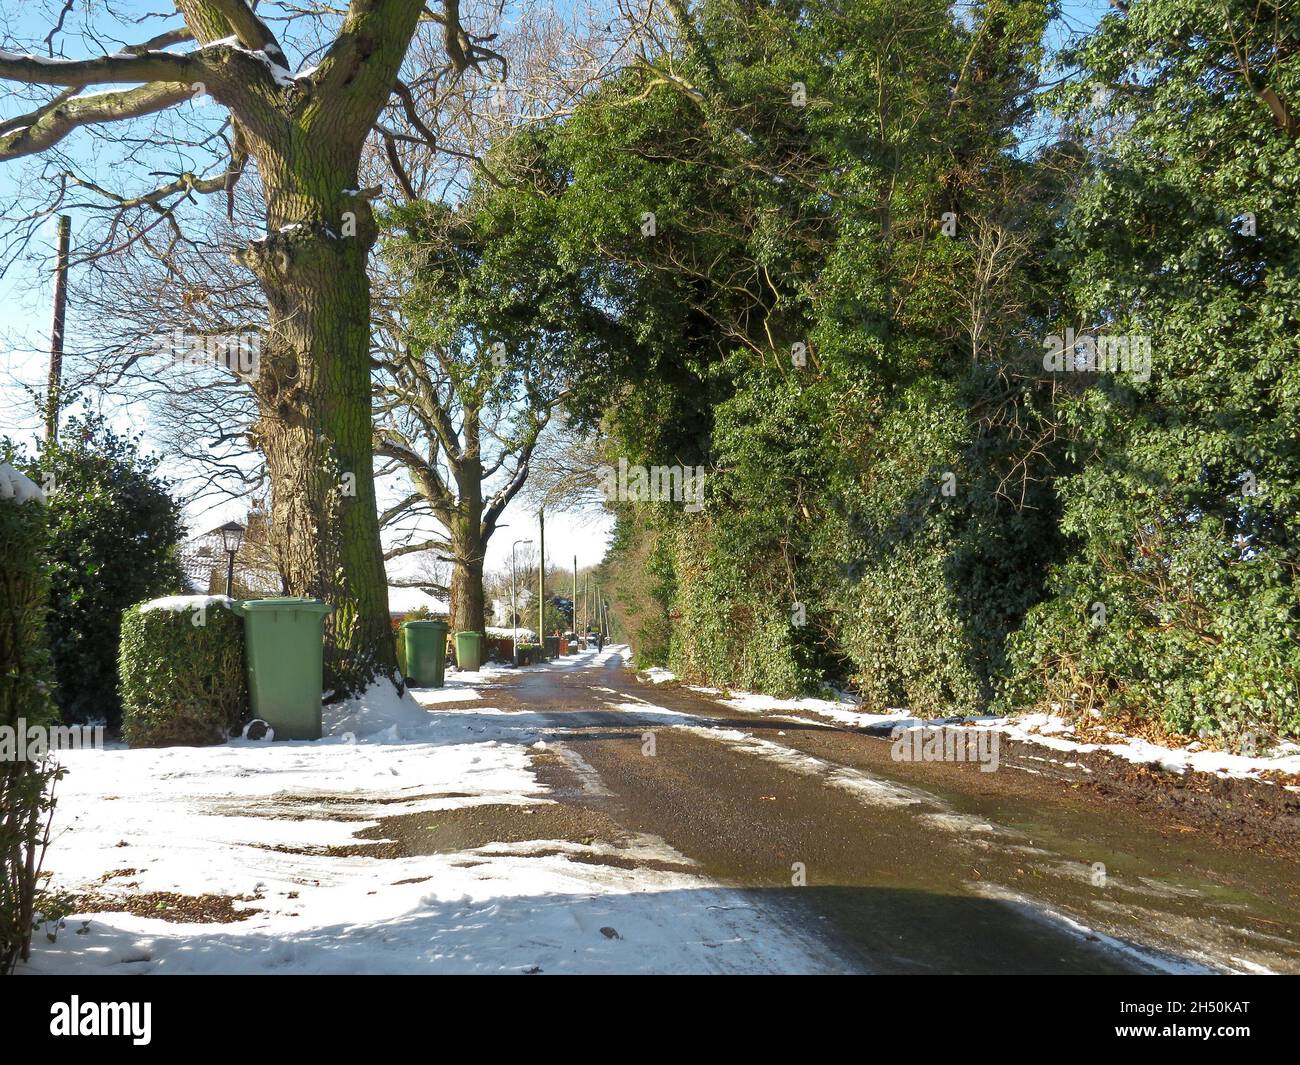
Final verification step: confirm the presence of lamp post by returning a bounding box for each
[217,521,245,598]
[511,538,533,664]
[537,508,545,655]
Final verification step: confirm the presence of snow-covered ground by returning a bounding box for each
[22,646,826,975]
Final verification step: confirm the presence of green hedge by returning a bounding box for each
[666,517,811,697]
[0,464,58,973]
[119,597,249,747]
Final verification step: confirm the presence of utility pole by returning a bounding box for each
[511,538,533,663]
[572,555,578,639]
[45,214,70,445]
[537,508,545,654]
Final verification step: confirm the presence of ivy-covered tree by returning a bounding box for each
[519,0,1064,703]
[374,138,628,634]
[1004,0,1300,742]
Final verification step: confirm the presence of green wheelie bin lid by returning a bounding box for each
[238,597,335,614]
[237,597,334,740]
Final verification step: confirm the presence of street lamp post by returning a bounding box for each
[537,508,545,656]
[511,538,533,664]
[217,521,245,599]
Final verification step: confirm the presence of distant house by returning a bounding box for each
[387,585,449,621]
[492,589,533,627]
[178,521,282,597]
[491,597,511,626]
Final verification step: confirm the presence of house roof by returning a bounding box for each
[387,586,449,616]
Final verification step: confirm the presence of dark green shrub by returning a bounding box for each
[0,463,59,973]
[999,0,1300,742]
[820,373,1066,717]
[667,515,810,696]
[5,413,184,728]
[119,597,249,747]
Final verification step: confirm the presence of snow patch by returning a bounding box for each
[138,594,234,614]
[0,462,45,504]
[707,689,1300,782]
[22,653,830,975]
[323,679,430,738]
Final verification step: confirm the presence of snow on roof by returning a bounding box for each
[0,463,45,504]
[139,594,234,614]
[387,586,449,615]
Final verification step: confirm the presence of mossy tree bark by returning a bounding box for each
[216,7,426,694]
[238,182,393,695]
[188,1,429,694]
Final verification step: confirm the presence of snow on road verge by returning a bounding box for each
[23,668,827,975]
[703,689,1300,783]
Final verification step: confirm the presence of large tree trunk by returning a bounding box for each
[449,525,487,634]
[448,451,487,634]
[240,157,395,698]
[0,1,441,700]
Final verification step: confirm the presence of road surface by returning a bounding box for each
[393,647,1300,974]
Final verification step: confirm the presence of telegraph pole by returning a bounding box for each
[537,508,545,653]
[572,555,578,638]
[45,214,70,445]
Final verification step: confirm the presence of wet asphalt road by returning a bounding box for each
[439,649,1300,974]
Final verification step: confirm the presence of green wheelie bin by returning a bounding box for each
[454,630,484,671]
[237,597,334,740]
[403,619,449,687]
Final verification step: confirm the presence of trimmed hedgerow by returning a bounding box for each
[119,598,249,747]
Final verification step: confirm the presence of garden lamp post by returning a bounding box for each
[511,538,533,663]
[218,521,245,598]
